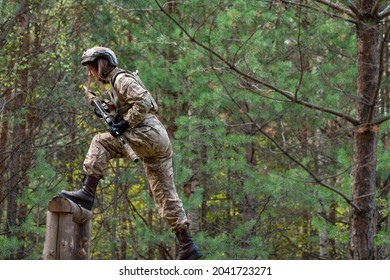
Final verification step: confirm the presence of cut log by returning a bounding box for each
[42,196,92,260]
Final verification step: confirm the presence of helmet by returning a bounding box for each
[81,47,118,66]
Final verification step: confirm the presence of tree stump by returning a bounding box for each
[42,196,92,260]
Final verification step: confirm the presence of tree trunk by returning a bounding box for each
[110,160,120,259]
[315,112,328,259]
[0,90,10,232]
[349,0,380,260]
[7,0,29,247]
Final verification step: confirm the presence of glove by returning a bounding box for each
[110,120,130,136]
[85,90,98,105]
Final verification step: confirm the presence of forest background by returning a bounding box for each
[0,0,389,260]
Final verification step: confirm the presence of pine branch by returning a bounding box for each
[154,0,360,126]
[368,115,390,126]
[379,5,390,19]
[275,0,358,23]
[258,121,360,211]
[314,0,360,19]
[211,60,361,212]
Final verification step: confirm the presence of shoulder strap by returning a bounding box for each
[109,69,128,119]
[110,69,128,88]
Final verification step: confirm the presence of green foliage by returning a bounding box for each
[0,236,21,259]
[197,228,268,260]
[0,0,388,260]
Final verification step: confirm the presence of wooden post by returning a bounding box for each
[42,196,92,260]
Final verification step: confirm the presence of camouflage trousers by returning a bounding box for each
[83,116,188,232]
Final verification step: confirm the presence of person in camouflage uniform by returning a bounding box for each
[60,47,202,260]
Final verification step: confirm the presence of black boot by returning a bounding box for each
[175,227,202,260]
[59,175,100,210]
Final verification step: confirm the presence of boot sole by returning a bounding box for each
[187,252,203,260]
[180,250,203,260]
[59,193,93,210]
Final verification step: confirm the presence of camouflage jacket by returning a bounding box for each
[107,68,159,128]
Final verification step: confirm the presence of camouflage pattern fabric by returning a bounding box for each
[83,68,189,232]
